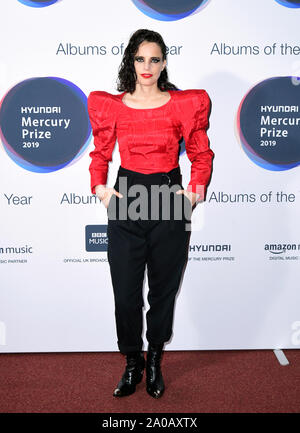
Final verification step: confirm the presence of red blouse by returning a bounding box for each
[87,89,214,200]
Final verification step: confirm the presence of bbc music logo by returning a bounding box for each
[85,226,108,252]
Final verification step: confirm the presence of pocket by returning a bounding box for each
[179,185,192,208]
[183,193,192,206]
[183,194,192,211]
[107,193,124,220]
[107,193,116,212]
[182,193,192,222]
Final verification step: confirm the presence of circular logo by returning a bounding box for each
[131,0,210,21]
[17,0,59,7]
[0,77,91,173]
[274,0,300,7]
[237,76,300,171]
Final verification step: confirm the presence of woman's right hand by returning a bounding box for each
[95,185,123,208]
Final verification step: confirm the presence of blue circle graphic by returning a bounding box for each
[274,0,300,7]
[237,76,300,171]
[17,0,59,7]
[0,77,91,173]
[131,0,210,21]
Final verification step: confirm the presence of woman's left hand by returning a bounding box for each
[175,189,202,207]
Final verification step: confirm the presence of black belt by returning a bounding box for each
[117,165,182,187]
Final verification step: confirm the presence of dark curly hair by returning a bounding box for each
[116,29,178,93]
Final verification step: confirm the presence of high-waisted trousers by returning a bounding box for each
[107,165,192,354]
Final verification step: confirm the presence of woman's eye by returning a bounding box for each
[135,57,160,63]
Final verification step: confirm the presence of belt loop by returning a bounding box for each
[160,173,171,185]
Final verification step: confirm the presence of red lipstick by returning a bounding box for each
[141,74,153,78]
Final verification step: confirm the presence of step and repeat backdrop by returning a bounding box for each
[0,0,300,352]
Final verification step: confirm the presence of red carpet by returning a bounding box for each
[0,349,299,413]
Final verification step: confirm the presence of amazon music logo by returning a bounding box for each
[265,242,300,262]
[0,245,33,255]
[274,0,300,8]
[265,243,300,254]
[237,76,300,171]
[131,0,210,21]
[17,0,59,7]
[0,77,91,173]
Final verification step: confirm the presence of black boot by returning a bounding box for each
[146,343,165,398]
[113,351,145,397]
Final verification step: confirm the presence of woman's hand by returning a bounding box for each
[175,189,201,207]
[95,185,123,209]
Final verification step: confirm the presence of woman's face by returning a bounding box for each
[133,41,167,87]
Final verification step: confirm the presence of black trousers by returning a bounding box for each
[107,165,192,354]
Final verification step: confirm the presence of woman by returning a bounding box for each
[87,29,214,399]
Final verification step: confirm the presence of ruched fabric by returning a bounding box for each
[87,89,214,200]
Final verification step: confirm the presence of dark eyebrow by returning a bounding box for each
[135,56,161,59]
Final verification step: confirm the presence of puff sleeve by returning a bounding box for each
[87,91,117,195]
[181,89,214,201]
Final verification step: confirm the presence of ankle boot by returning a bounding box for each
[113,351,145,397]
[146,343,165,398]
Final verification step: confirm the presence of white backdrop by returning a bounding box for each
[0,0,300,352]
